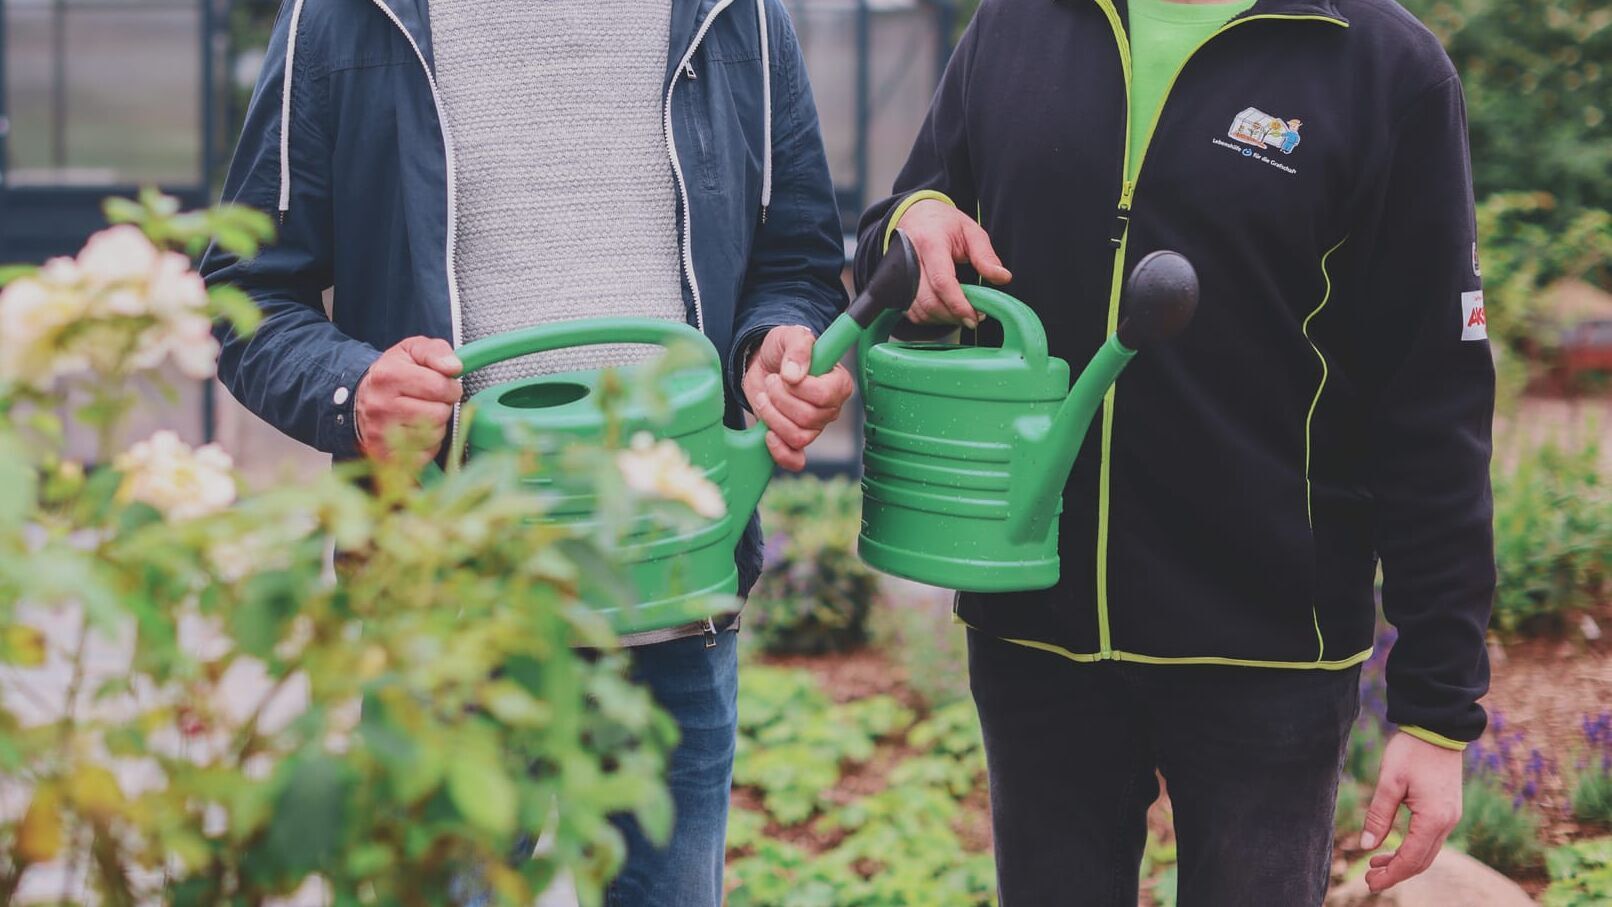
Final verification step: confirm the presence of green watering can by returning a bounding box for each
[448,234,922,634]
[856,250,1199,593]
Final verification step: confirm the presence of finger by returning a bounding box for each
[771,367,852,409]
[1369,853,1394,869]
[1397,808,1454,875]
[765,431,806,471]
[905,279,950,326]
[918,242,977,329]
[775,327,815,384]
[961,221,1012,285]
[1359,772,1406,851]
[752,392,814,450]
[389,364,463,405]
[764,374,839,431]
[400,336,462,376]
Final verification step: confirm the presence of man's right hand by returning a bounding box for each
[355,336,463,463]
[893,198,1012,328]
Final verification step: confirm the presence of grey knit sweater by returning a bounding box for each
[429,0,685,400]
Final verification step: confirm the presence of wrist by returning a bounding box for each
[885,190,956,252]
[1399,726,1468,752]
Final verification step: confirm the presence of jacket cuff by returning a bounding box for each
[728,324,783,413]
[882,190,956,253]
[1400,725,1469,752]
[317,346,382,460]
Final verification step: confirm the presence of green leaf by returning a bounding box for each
[447,738,518,836]
[263,753,351,875]
[0,264,37,285]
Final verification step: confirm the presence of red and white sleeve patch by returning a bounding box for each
[1461,290,1487,341]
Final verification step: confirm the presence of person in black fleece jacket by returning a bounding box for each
[855,0,1495,902]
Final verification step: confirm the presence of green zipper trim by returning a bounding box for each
[956,618,1372,670]
[1301,238,1348,527]
[1303,236,1347,663]
[1087,0,1347,660]
[1401,725,1469,752]
[999,635,1374,671]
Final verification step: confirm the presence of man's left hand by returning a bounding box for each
[1358,731,1465,893]
[741,325,854,471]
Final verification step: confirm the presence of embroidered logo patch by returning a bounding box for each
[1212,107,1304,174]
[1461,290,1487,341]
[1228,107,1303,154]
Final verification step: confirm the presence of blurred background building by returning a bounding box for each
[0,0,957,476]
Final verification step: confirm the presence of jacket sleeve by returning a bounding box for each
[851,7,982,288]
[727,0,851,405]
[201,7,381,459]
[1351,74,1495,748]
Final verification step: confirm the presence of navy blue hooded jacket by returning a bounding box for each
[202,0,848,594]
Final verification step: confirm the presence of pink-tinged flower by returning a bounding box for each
[38,256,83,287]
[115,430,237,521]
[148,252,209,317]
[616,432,726,519]
[77,225,160,287]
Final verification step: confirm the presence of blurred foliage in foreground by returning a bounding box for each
[0,194,680,906]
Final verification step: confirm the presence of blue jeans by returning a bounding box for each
[967,629,1359,907]
[606,624,739,907]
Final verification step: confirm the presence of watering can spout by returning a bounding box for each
[725,230,922,546]
[1007,251,1200,543]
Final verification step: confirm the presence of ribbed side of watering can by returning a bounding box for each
[458,321,750,634]
[857,286,1072,592]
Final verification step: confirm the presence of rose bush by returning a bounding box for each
[0,192,713,906]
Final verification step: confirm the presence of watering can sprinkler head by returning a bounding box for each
[848,229,922,327]
[1115,250,1200,351]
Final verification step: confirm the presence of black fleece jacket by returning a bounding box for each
[855,0,1495,746]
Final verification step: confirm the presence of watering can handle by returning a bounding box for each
[452,317,720,380]
[858,284,1050,387]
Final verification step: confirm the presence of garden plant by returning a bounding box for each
[0,193,741,906]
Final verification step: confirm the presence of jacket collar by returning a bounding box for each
[382,0,720,77]
[666,0,729,86]
[1070,0,1350,28]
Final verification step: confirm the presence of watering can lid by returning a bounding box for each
[464,360,724,450]
[865,340,1071,401]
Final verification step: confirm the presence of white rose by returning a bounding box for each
[148,252,209,317]
[0,278,86,387]
[39,256,83,287]
[166,315,221,380]
[616,432,726,520]
[115,430,237,521]
[78,225,160,287]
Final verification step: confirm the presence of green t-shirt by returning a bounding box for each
[1125,0,1255,180]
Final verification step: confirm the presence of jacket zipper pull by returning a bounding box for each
[684,60,698,80]
[1110,180,1136,248]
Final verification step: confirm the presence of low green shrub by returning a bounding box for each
[870,590,972,708]
[726,668,995,906]
[1452,776,1546,875]
[751,477,882,654]
[1544,838,1612,907]
[1573,713,1612,826]
[1491,434,1612,635]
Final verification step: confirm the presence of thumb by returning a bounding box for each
[1360,772,1407,850]
[776,327,814,384]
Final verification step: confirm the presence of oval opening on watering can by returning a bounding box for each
[499,381,590,410]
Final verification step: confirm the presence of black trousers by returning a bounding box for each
[967,629,1360,907]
